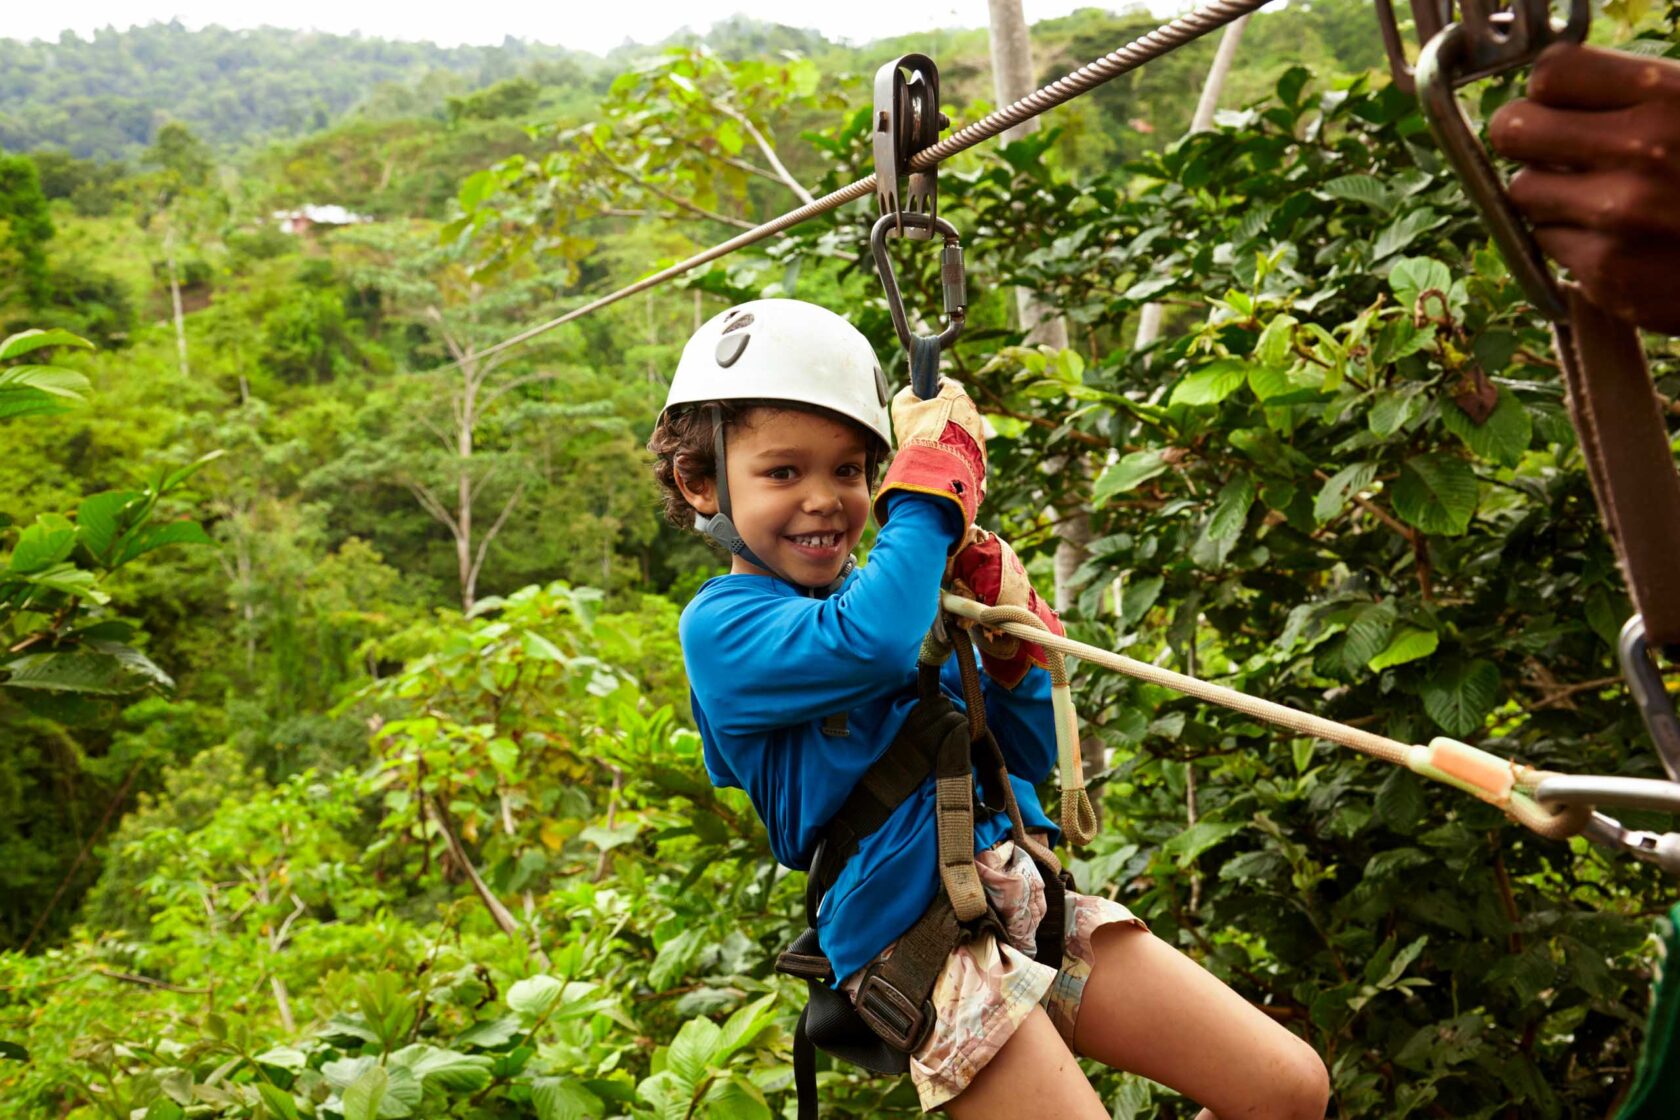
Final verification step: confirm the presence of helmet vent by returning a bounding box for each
[716,331,750,368]
[721,312,755,334]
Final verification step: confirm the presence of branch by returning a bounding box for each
[468,481,527,593]
[710,101,815,204]
[1312,469,1412,539]
[425,794,550,968]
[405,480,464,541]
[598,154,757,230]
[93,968,210,995]
[480,370,567,414]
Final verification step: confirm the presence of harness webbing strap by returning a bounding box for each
[1554,284,1680,652]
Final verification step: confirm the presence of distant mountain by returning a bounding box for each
[0,22,597,160]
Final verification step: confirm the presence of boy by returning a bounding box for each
[650,298,1327,1118]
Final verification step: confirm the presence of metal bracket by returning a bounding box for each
[873,54,948,242]
[1376,0,1588,95]
[870,212,967,398]
[1621,616,1680,783]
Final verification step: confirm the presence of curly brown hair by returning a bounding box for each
[647,402,887,529]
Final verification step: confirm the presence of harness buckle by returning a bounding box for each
[855,972,935,1053]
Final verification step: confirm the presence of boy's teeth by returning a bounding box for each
[793,532,838,547]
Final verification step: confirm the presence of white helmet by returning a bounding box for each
[662,299,892,448]
[661,299,891,595]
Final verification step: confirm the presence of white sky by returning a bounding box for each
[1,1,1153,55]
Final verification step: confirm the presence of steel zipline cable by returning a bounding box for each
[452,0,1273,370]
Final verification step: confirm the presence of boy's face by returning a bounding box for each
[710,407,872,586]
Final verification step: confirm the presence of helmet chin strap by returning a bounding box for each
[694,405,855,598]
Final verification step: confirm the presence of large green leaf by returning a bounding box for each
[1169,359,1252,407]
[1392,454,1478,536]
[0,364,92,404]
[75,490,142,563]
[1420,659,1501,736]
[532,1078,605,1120]
[1317,174,1395,212]
[9,514,77,573]
[666,1015,721,1085]
[1370,628,1439,671]
[507,975,564,1018]
[1204,474,1256,542]
[112,520,213,567]
[1439,388,1532,468]
[2,643,173,694]
[1372,208,1447,259]
[1313,462,1378,524]
[389,1044,493,1093]
[256,1084,300,1120]
[1092,450,1171,506]
[0,328,93,361]
[341,1065,389,1120]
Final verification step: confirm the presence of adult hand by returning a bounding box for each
[873,377,988,535]
[948,528,1063,689]
[1488,43,1680,334]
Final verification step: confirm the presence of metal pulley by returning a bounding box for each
[873,54,949,241]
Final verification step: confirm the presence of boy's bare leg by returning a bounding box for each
[1072,926,1329,1120]
[943,1006,1109,1120]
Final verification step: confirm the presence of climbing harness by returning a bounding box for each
[774,634,1075,1120]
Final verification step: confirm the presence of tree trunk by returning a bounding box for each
[457,356,478,614]
[986,0,1069,351]
[1135,15,1250,352]
[165,225,190,378]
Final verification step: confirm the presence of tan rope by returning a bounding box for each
[448,0,1272,371]
[940,593,1591,842]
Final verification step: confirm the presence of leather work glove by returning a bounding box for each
[873,377,988,536]
[1488,43,1680,335]
[948,528,1064,689]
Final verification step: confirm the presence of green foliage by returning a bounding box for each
[2,10,1678,1120]
[0,24,597,160]
[0,155,55,310]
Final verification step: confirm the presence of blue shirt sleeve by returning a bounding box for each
[680,495,961,736]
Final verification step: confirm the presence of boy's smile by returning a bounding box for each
[704,407,873,587]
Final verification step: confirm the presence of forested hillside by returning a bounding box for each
[3,2,1680,1117]
[0,22,597,160]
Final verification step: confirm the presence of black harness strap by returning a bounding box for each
[776,631,1075,1120]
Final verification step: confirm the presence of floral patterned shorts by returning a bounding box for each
[841,836,1145,1111]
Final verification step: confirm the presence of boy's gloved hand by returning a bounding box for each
[1489,43,1680,334]
[873,378,987,536]
[948,528,1063,689]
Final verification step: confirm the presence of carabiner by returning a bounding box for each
[1577,811,1680,877]
[870,211,967,400]
[1621,616,1680,782]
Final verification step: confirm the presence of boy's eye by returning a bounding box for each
[767,466,797,481]
[837,463,865,479]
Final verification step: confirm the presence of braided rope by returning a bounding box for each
[941,593,1591,842]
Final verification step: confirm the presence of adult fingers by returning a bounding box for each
[1508,167,1680,238]
[1533,226,1680,334]
[1525,42,1680,110]
[1490,100,1680,175]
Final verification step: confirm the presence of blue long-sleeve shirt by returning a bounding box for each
[679,496,1059,984]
